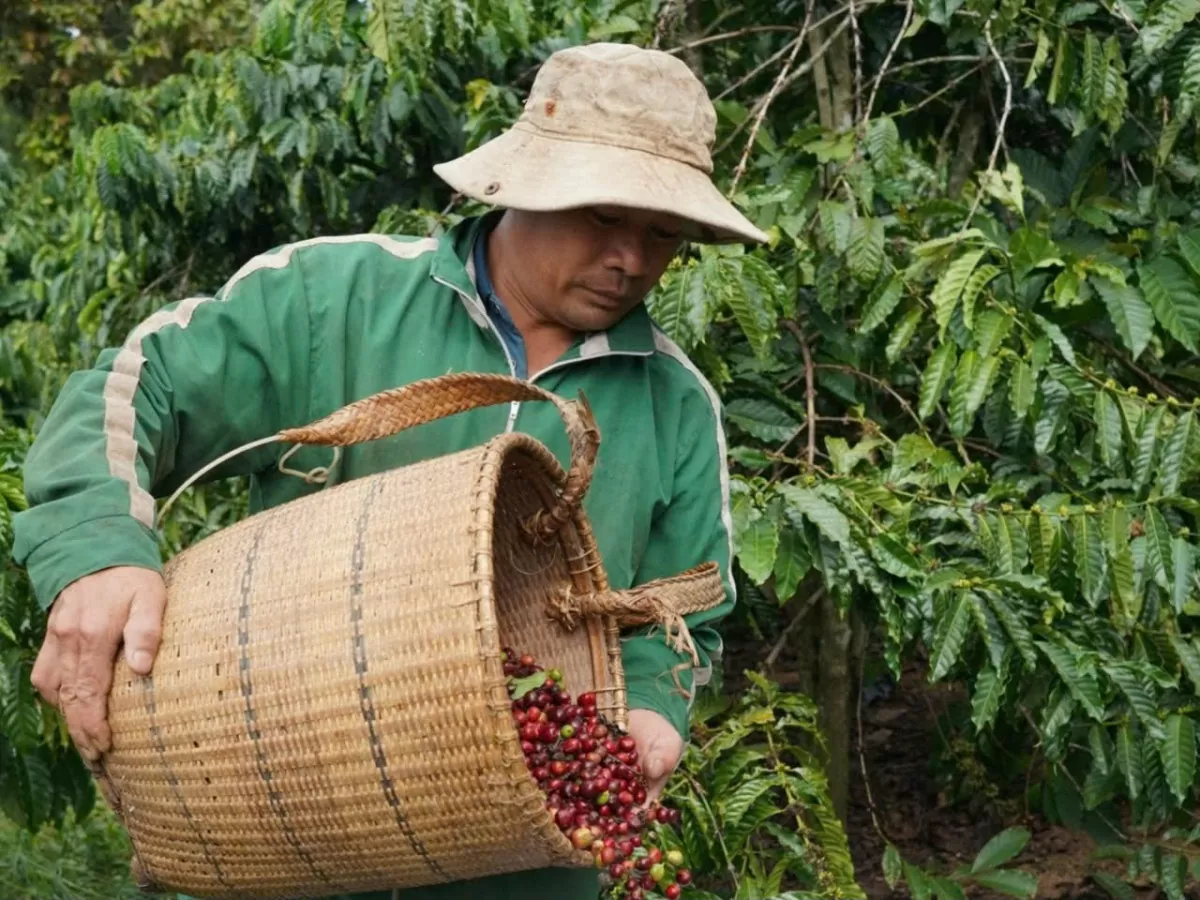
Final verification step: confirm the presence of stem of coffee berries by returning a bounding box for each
[503,647,694,899]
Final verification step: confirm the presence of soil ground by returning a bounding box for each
[723,636,1179,900]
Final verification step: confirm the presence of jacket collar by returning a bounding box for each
[430,214,657,357]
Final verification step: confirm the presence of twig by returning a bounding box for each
[715,14,854,157]
[1105,0,1141,33]
[713,32,806,102]
[863,0,914,123]
[857,649,892,843]
[763,589,824,669]
[1092,335,1180,399]
[729,3,815,194]
[815,363,923,429]
[864,54,998,94]
[783,321,819,469]
[961,21,1013,230]
[664,24,802,54]
[894,61,987,119]
[650,0,680,49]
[849,0,863,123]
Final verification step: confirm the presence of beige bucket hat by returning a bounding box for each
[433,42,768,245]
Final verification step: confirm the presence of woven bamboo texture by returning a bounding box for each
[94,374,725,899]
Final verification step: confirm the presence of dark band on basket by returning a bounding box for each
[350,478,451,882]
[238,525,340,891]
[142,675,232,891]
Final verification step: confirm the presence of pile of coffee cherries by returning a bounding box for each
[503,647,693,899]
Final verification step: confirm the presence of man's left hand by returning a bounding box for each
[627,708,684,802]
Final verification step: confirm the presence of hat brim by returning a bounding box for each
[433,124,768,245]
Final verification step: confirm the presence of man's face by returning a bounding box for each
[507,206,685,333]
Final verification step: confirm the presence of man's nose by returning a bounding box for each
[605,230,648,279]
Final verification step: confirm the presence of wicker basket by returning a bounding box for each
[92,373,724,900]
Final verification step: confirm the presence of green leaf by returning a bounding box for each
[931,592,973,681]
[1133,406,1167,493]
[1027,512,1060,577]
[970,592,1010,670]
[1160,714,1196,803]
[972,658,1009,732]
[933,250,986,336]
[1105,662,1167,739]
[1094,277,1155,360]
[507,671,546,700]
[949,349,981,437]
[1039,640,1106,719]
[848,217,886,284]
[920,342,958,421]
[1169,634,1200,692]
[966,356,1003,422]
[886,306,923,362]
[867,117,901,169]
[1092,871,1135,900]
[1138,256,1200,352]
[737,514,779,585]
[1145,506,1176,596]
[883,844,903,890]
[988,594,1039,670]
[819,201,853,254]
[1142,0,1200,56]
[1034,314,1078,365]
[860,275,904,332]
[779,486,851,547]
[1161,853,1187,900]
[871,533,924,579]
[1116,722,1143,799]
[1034,379,1070,456]
[1173,538,1195,614]
[1159,410,1195,497]
[971,870,1038,898]
[1075,513,1108,608]
[1107,506,1137,623]
[725,399,800,443]
[962,266,1001,331]
[773,527,811,602]
[1010,360,1037,420]
[973,308,1013,358]
[1094,392,1125,470]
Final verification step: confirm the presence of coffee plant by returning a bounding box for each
[5,0,1200,897]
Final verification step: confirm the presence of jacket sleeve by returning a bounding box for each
[620,383,735,740]
[12,250,315,609]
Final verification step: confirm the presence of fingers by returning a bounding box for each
[31,615,63,707]
[62,599,125,760]
[123,578,167,675]
[627,708,684,802]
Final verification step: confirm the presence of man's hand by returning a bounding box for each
[30,567,166,761]
[627,708,684,802]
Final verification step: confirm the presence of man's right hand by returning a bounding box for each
[31,567,167,761]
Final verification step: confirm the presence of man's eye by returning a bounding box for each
[591,210,621,226]
[651,227,681,241]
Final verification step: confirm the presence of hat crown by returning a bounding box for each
[519,42,716,173]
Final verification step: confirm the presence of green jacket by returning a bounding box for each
[12,215,735,900]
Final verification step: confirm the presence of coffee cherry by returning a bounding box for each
[570,827,594,850]
[667,849,684,867]
[649,863,666,882]
[665,884,682,899]
[676,868,693,885]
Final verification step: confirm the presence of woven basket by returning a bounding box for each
[93,373,724,900]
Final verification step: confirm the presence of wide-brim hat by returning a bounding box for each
[433,42,768,245]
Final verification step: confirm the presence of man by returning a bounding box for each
[13,41,766,899]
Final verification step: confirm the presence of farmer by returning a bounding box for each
[13,41,766,900]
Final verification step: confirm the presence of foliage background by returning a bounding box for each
[3,0,1200,897]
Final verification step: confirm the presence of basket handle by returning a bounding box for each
[545,562,727,663]
[277,372,600,541]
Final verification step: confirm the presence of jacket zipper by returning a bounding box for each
[434,275,522,433]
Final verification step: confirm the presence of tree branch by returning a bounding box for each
[783,320,819,469]
[815,363,923,429]
[961,21,1013,230]
[763,589,824,670]
[729,2,815,195]
[863,0,914,123]
[849,0,863,123]
[664,24,802,54]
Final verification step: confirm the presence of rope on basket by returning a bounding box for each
[546,587,699,664]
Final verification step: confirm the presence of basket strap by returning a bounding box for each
[278,372,600,541]
[545,562,726,663]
